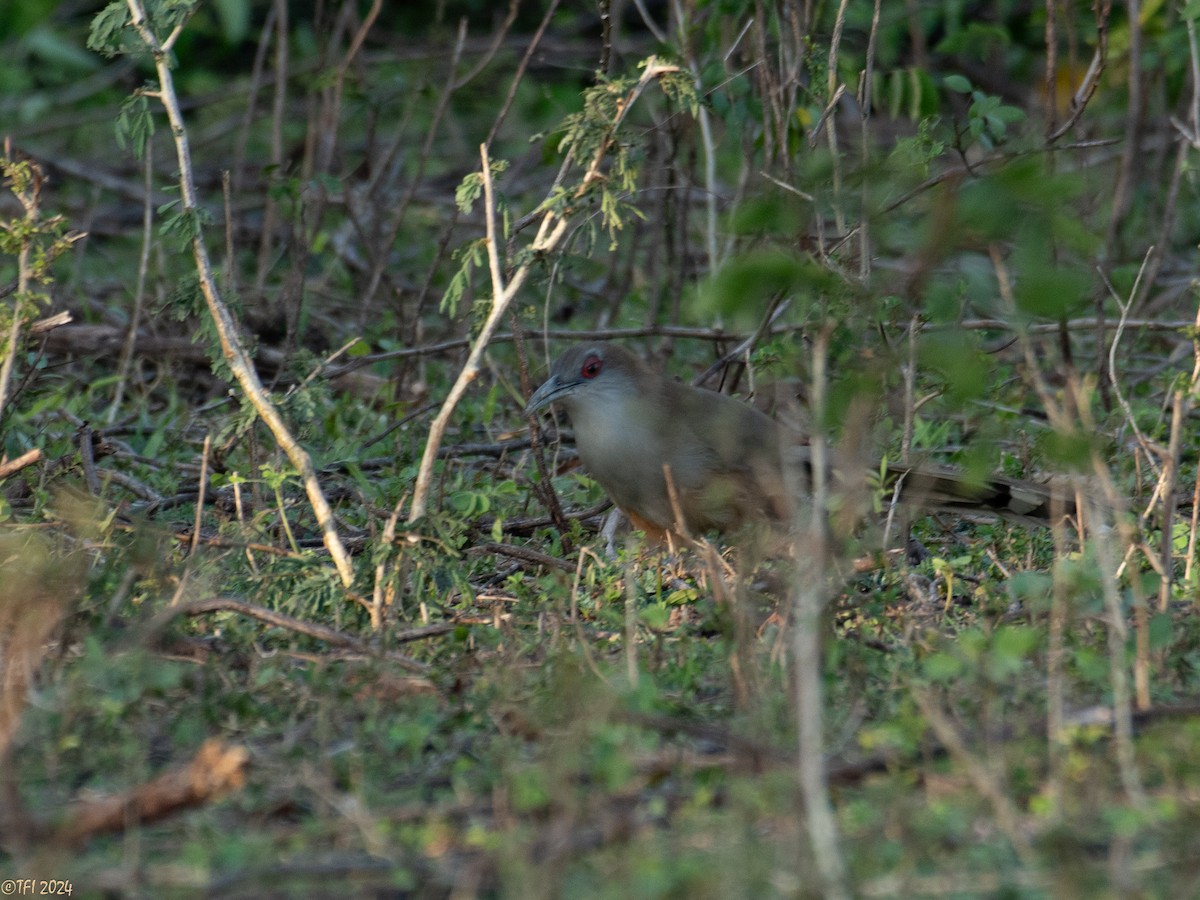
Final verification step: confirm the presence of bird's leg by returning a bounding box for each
[600,508,623,559]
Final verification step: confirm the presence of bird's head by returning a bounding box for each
[524,343,651,415]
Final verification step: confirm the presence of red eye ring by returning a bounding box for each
[580,355,603,379]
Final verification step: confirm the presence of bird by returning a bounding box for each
[524,342,1068,543]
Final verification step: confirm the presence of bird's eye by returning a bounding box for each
[580,355,603,379]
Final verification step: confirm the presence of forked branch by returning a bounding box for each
[121,0,355,587]
[408,59,681,522]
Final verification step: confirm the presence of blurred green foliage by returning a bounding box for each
[4,0,1200,895]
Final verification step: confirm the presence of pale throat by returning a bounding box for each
[566,388,663,499]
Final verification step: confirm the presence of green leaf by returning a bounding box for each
[1008,571,1053,605]
[640,603,672,631]
[985,625,1039,681]
[729,195,805,237]
[943,74,972,93]
[922,652,964,682]
[1149,613,1174,652]
[992,104,1026,124]
[1013,262,1090,319]
[887,68,905,119]
[935,22,1012,58]
[212,0,250,44]
[455,172,484,214]
[1040,428,1095,469]
[116,92,154,158]
[87,3,132,57]
[919,332,989,402]
[908,67,938,119]
[25,26,102,73]
[698,250,833,324]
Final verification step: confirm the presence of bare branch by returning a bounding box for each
[122,0,355,586]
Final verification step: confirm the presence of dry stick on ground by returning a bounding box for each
[122,0,353,587]
[408,59,682,522]
[1155,385,1189,615]
[78,425,101,494]
[467,541,576,573]
[0,447,40,479]
[145,595,442,674]
[623,540,638,687]
[56,739,250,848]
[883,313,921,552]
[190,434,211,560]
[27,310,72,335]
[569,546,611,685]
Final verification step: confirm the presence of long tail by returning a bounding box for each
[888,464,1073,523]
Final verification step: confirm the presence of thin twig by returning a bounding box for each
[1101,248,1162,480]
[793,322,849,900]
[911,687,1035,864]
[1046,0,1112,143]
[190,434,210,559]
[122,0,354,586]
[410,61,680,522]
[357,15,467,330]
[147,595,437,673]
[370,494,409,631]
[107,141,153,423]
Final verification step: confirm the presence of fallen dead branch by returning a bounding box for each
[147,595,449,675]
[467,541,576,572]
[0,447,41,479]
[56,739,250,847]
